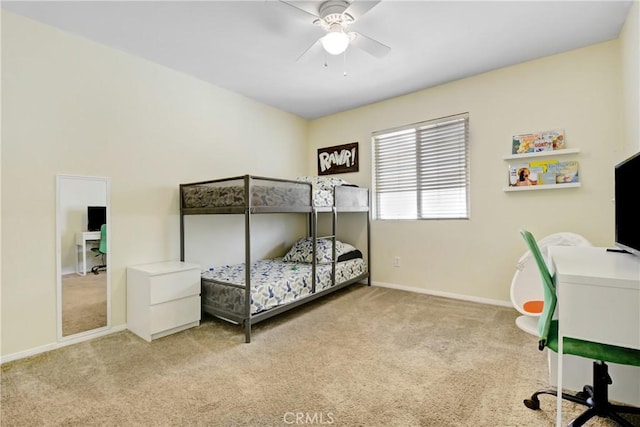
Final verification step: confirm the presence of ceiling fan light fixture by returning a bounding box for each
[321,31,349,55]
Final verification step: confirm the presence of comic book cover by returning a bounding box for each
[530,160,559,186]
[508,163,536,187]
[556,161,579,184]
[512,129,565,154]
[512,134,536,155]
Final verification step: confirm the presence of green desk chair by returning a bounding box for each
[91,224,107,275]
[519,229,640,427]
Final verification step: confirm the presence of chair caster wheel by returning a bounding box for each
[575,390,589,400]
[524,397,540,410]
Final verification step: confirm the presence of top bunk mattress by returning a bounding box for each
[180,175,369,211]
[181,176,311,210]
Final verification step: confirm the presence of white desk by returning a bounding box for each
[550,245,640,426]
[75,231,101,276]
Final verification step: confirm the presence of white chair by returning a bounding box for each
[510,232,592,335]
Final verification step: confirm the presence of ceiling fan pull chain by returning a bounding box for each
[343,50,348,77]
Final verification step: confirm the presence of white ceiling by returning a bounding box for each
[2,0,633,120]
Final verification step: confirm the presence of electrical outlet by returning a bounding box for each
[394,256,401,267]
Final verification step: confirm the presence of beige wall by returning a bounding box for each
[308,40,629,304]
[621,0,640,157]
[1,11,308,358]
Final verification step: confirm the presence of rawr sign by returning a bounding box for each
[317,142,359,175]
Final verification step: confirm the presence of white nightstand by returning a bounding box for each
[126,261,201,342]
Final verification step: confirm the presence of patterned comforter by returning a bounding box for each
[181,183,335,208]
[201,258,366,315]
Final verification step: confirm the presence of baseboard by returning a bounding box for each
[1,324,127,364]
[371,281,512,308]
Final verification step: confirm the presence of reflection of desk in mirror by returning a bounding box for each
[75,231,101,276]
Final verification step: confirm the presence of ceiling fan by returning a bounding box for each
[277,0,391,61]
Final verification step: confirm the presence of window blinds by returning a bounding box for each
[373,113,469,220]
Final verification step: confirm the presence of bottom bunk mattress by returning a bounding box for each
[201,257,366,317]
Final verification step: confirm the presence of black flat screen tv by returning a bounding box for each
[88,206,106,232]
[614,151,640,256]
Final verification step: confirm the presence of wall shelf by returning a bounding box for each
[504,147,581,190]
[504,183,581,192]
[502,148,580,160]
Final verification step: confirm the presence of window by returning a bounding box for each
[372,113,469,220]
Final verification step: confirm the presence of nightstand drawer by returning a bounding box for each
[149,269,200,305]
[150,295,200,335]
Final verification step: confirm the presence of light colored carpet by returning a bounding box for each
[2,285,638,426]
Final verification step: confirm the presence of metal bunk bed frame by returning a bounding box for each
[179,174,370,343]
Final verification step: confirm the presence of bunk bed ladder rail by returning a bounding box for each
[243,175,252,344]
[179,184,186,261]
[331,206,337,287]
[367,188,371,286]
[310,210,317,294]
[310,207,338,294]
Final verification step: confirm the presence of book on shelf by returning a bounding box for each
[512,129,566,154]
[556,161,579,184]
[508,162,537,187]
[508,159,578,187]
[530,160,558,186]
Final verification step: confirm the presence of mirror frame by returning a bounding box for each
[56,174,111,341]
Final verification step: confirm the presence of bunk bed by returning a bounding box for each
[179,175,370,342]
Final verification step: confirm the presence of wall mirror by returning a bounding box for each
[56,174,111,340]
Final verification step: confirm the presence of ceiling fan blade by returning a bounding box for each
[344,0,382,20]
[349,31,390,58]
[296,37,322,62]
[277,0,320,19]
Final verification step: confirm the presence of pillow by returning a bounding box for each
[283,238,357,264]
[337,249,363,262]
[296,176,350,190]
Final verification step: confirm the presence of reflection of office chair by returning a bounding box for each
[91,224,107,275]
[519,229,640,427]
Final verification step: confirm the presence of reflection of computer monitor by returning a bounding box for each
[87,206,106,231]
